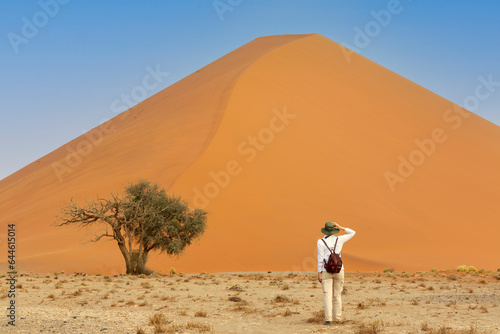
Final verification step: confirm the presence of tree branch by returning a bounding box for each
[85,233,115,244]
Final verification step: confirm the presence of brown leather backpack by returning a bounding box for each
[321,237,342,273]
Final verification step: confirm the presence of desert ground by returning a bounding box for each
[1,269,499,334]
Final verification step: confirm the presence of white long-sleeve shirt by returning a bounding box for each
[317,228,356,272]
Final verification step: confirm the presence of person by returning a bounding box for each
[317,221,356,325]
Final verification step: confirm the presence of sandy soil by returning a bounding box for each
[1,270,499,333]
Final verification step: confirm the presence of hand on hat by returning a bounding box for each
[333,222,346,231]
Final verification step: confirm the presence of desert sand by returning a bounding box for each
[0,33,499,276]
[1,269,499,333]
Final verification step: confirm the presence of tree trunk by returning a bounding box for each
[116,241,133,274]
[128,250,149,275]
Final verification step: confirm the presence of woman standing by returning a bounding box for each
[317,221,356,325]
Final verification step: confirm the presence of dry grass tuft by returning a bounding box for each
[141,282,153,289]
[357,301,367,310]
[355,319,383,334]
[306,309,324,323]
[421,322,495,334]
[149,312,169,326]
[273,294,295,303]
[194,310,208,317]
[186,321,212,332]
[149,312,174,334]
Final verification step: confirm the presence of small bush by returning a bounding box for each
[149,312,171,334]
[169,267,177,275]
[194,310,207,317]
[383,268,394,273]
[186,321,211,332]
[421,321,429,331]
[306,309,324,323]
[357,302,367,310]
[141,282,153,289]
[456,265,478,273]
[355,320,383,334]
[273,294,291,303]
[447,274,458,281]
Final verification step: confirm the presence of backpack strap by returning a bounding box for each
[321,238,333,254]
[332,237,339,253]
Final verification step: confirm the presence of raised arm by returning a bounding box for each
[334,223,346,231]
[334,223,355,234]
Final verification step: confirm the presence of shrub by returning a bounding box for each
[273,294,291,303]
[149,312,172,333]
[194,310,207,317]
[306,309,324,323]
[186,322,211,332]
[355,320,383,334]
[383,268,394,273]
[456,265,478,273]
[141,282,153,289]
[357,302,367,310]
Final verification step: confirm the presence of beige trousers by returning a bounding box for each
[321,269,344,322]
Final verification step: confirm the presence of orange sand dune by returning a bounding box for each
[1,33,499,275]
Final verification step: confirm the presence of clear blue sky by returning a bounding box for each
[1,0,499,180]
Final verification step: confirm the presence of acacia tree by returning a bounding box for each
[58,180,207,274]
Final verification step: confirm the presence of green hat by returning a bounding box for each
[321,222,339,235]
